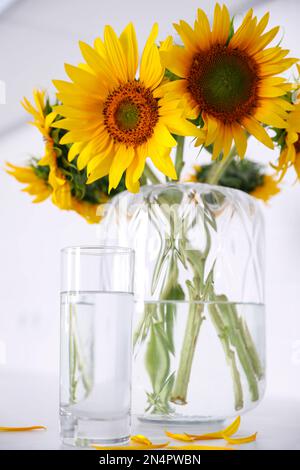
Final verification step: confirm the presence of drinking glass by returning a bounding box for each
[60,246,134,447]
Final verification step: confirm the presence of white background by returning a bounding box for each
[0,0,299,434]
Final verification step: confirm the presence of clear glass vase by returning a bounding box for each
[101,183,266,423]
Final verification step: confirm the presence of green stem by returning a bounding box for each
[69,304,77,403]
[217,295,263,380]
[216,297,259,402]
[206,146,237,185]
[208,304,244,410]
[175,136,185,179]
[170,281,205,404]
[144,163,161,185]
[240,317,264,379]
[68,303,92,402]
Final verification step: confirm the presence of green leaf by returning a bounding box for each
[145,323,170,395]
[158,372,175,404]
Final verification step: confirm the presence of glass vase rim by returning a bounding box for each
[118,181,261,203]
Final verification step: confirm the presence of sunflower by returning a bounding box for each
[160,4,297,160]
[186,159,280,202]
[8,91,106,223]
[52,23,200,193]
[6,163,52,203]
[22,89,72,208]
[22,89,56,142]
[250,175,280,202]
[276,101,300,179]
[7,162,102,222]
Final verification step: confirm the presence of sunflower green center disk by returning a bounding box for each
[116,100,140,131]
[188,46,258,121]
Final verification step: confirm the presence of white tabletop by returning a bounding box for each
[0,371,299,450]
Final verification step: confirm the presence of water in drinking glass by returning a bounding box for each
[60,291,133,447]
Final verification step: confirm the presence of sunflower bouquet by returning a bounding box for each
[8,4,300,218]
[7,4,300,418]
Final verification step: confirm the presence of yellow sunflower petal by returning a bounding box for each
[149,145,177,180]
[54,105,100,120]
[160,113,201,137]
[153,123,178,147]
[186,416,241,440]
[203,114,218,146]
[52,118,99,131]
[258,85,286,98]
[256,12,270,36]
[59,127,103,144]
[132,146,149,182]
[119,23,138,81]
[247,26,280,56]
[92,444,169,450]
[64,64,106,98]
[0,426,46,432]
[130,435,152,446]
[168,445,234,451]
[87,164,111,185]
[140,23,164,90]
[125,159,140,193]
[109,145,135,191]
[212,124,225,160]
[224,432,257,445]
[229,9,254,49]
[254,108,287,128]
[160,46,191,78]
[195,8,212,49]
[232,124,247,158]
[78,41,117,89]
[77,140,98,170]
[173,20,198,53]
[165,431,196,442]
[159,35,173,52]
[67,142,84,162]
[6,164,37,183]
[32,189,52,203]
[242,116,274,149]
[260,58,298,76]
[104,25,128,82]
[222,125,233,158]
[211,3,230,45]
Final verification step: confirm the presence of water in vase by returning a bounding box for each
[133,300,265,423]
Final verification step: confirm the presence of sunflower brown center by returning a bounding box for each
[103,81,159,146]
[187,45,260,123]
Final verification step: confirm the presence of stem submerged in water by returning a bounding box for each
[68,302,92,403]
[170,299,205,404]
[216,297,260,402]
[208,304,244,410]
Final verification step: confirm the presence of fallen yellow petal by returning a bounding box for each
[223,416,241,436]
[0,426,46,432]
[130,435,169,448]
[224,432,257,445]
[92,444,169,450]
[131,434,152,446]
[149,442,170,449]
[167,445,234,451]
[186,416,241,440]
[165,431,196,442]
